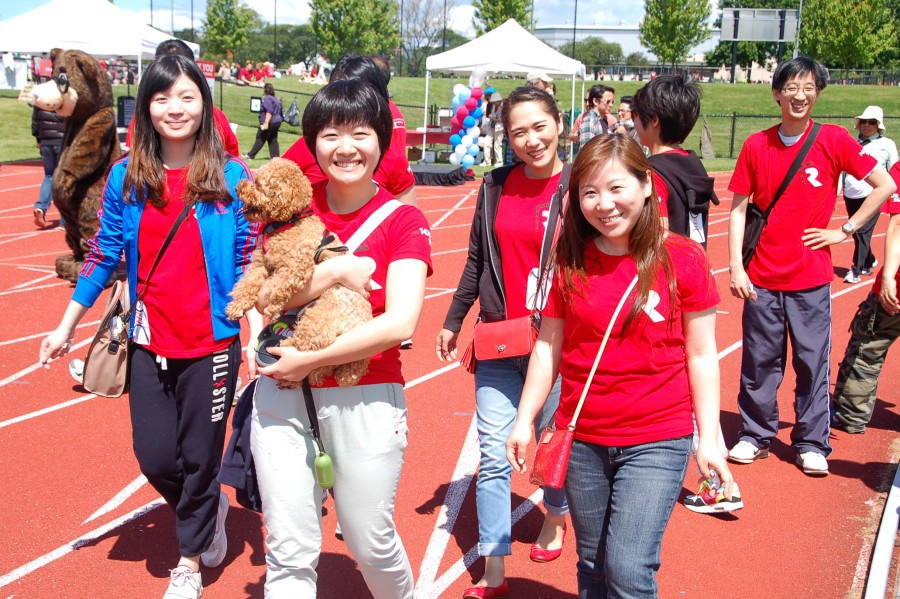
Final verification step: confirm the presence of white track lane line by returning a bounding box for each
[431,191,476,229]
[9,272,57,290]
[0,499,165,590]
[0,281,69,296]
[0,394,99,430]
[83,475,148,524]
[0,337,91,390]
[0,231,41,245]
[0,249,68,261]
[0,319,100,347]
[0,184,40,193]
[432,248,468,256]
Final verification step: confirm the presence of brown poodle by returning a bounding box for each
[226,158,371,387]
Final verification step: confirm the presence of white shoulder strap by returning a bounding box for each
[345,199,403,253]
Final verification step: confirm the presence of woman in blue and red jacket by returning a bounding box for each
[39,55,260,599]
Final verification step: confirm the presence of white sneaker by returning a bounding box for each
[200,493,228,568]
[861,260,878,276]
[163,566,202,599]
[844,268,860,283]
[728,440,769,464]
[796,451,829,476]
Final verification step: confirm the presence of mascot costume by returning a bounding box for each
[31,49,120,283]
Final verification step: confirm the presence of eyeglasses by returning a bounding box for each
[51,68,69,94]
[780,84,817,95]
[859,119,879,126]
[618,108,631,115]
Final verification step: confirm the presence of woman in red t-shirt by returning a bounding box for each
[506,135,735,597]
[436,86,570,599]
[252,79,432,598]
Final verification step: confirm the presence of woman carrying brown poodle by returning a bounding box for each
[251,78,432,598]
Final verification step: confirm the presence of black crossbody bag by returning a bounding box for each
[742,122,821,269]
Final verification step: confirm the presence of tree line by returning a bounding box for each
[195,0,897,76]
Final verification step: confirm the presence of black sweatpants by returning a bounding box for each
[129,338,240,557]
[845,196,880,272]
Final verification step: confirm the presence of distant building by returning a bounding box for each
[534,24,721,64]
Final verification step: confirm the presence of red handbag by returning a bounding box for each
[473,315,538,361]
[460,339,477,374]
[529,275,638,489]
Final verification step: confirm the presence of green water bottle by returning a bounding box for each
[315,451,334,489]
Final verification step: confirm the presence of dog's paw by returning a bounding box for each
[225,302,246,320]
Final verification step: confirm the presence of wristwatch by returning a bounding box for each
[841,221,856,236]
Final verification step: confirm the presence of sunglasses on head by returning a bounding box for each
[859,119,879,126]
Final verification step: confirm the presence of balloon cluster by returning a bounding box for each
[447,66,496,171]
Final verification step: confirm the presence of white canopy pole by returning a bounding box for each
[422,70,431,153]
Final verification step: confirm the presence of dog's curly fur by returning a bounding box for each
[226,158,371,387]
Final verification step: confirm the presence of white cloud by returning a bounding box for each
[449,5,476,38]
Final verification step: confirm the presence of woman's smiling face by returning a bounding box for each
[505,100,562,177]
[578,156,652,243]
[315,121,381,186]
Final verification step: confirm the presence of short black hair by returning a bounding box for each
[632,74,700,144]
[587,84,615,105]
[369,53,392,85]
[620,95,634,109]
[155,39,194,60]
[302,78,393,168]
[329,54,389,99]
[772,56,828,92]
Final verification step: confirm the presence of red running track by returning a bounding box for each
[0,161,898,598]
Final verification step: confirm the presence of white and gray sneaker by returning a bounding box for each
[844,267,861,284]
[728,440,770,464]
[69,358,85,384]
[163,565,202,599]
[200,492,229,568]
[796,451,829,476]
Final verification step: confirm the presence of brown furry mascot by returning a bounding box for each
[31,49,120,283]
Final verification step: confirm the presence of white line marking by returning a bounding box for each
[852,535,873,590]
[404,362,460,390]
[9,273,57,290]
[0,281,69,297]
[832,279,875,298]
[0,337,91,390]
[0,499,165,589]
[432,191,476,229]
[83,475,148,524]
[0,249,67,262]
[432,222,471,231]
[0,184,41,193]
[424,289,456,300]
[0,394,99,430]
[0,321,100,347]
[0,232,42,246]
[432,248,468,256]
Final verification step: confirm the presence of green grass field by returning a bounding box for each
[3,75,898,169]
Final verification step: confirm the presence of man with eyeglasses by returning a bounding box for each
[577,84,615,147]
[726,57,897,477]
[611,95,640,144]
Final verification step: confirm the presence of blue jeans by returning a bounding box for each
[565,435,691,599]
[474,356,569,557]
[35,144,63,224]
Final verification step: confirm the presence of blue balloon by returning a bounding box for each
[471,108,483,119]
[467,144,480,156]
[451,96,461,108]
[459,87,472,101]
[484,86,496,95]
[463,116,476,128]
[459,128,467,138]
[462,154,476,168]
[450,134,462,147]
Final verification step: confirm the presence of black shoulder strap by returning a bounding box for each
[123,200,193,321]
[761,122,822,219]
[302,379,327,454]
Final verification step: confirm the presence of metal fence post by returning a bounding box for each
[730,112,737,159]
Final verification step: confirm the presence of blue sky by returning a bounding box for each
[0,0,657,38]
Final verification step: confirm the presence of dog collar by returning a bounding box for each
[261,207,316,252]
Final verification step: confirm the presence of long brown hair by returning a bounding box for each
[554,134,675,329]
[124,54,227,207]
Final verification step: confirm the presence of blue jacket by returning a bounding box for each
[74,156,258,341]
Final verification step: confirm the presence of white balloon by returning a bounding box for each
[467,126,481,138]
[449,153,461,165]
[461,135,473,147]
[453,84,467,97]
[455,144,467,156]
[469,66,488,88]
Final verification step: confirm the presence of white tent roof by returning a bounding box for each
[0,0,199,60]
[426,19,585,77]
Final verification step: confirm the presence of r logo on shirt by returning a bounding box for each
[804,167,822,188]
[643,290,665,323]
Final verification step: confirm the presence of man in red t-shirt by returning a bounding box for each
[832,162,900,433]
[726,57,896,476]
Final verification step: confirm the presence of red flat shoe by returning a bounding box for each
[462,580,509,599]
[530,523,567,563]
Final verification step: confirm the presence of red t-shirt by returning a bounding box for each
[254,69,266,82]
[544,235,719,446]
[650,170,673,217]
[238,67,252,82]
[136,167,232,358]
[729,121,877,290]
[311,183,433,386]
[125,107,239,157]
[495,166,562,318]
[873,162,900,294]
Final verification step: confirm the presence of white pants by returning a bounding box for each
[251,377,414,599]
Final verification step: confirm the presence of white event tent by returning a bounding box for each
[422,18,586,147]
[0,0,199,75]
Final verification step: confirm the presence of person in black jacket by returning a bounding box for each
[435,86,570,599]
[31,105,66,228]
[632,74,719,246]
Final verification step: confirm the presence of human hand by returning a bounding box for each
[257,346,315,383]
[260,123,268,131]
[729,265,757,301]
[39,328,75,368]
[880,277,899,315]
[435,328,459,361]
[802,227,847,250]
[506,420,534,475]
[245,343,259,380]
[696,439,736,499]
[331,254,375,298]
